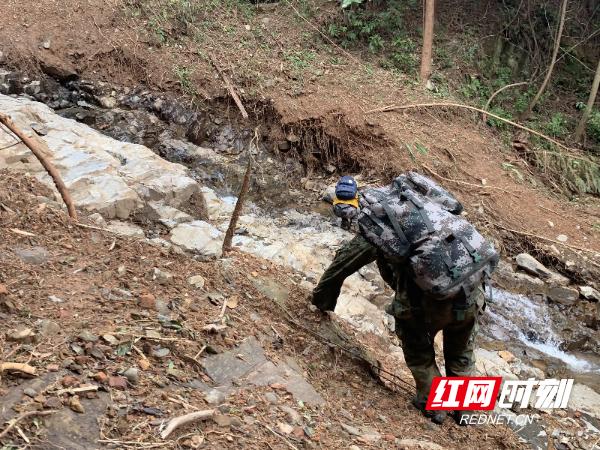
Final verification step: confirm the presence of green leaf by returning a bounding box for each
[116,342,132,356]
[341,0,364,9]
[415,142,428,155]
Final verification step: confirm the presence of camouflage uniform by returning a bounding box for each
[312,234,485,412]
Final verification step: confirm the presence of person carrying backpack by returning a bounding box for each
[312,172,499,425]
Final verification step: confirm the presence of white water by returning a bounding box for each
[485,287,599,374]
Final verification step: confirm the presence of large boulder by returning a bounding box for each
[170,221,223,258]
[0,95,199,219]
[515,253,569,285]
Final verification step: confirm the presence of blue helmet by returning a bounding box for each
[335,176,358,200]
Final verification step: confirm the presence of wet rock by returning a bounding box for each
[15,246,49,265]
[170,221,223,258]
[580,286,600,302]
[106,220,145,238]
[98,96,117,109]
[548,286,579,305]
[187,275,205,289]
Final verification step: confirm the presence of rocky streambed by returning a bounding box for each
[1,70,599,449]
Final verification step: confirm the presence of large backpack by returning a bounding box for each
[357,172,498,300]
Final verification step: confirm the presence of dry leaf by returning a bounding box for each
[226,296,239,309]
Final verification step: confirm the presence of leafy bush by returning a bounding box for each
[543,113,568,138]
[587,110,600,143]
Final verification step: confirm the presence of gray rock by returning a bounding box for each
[170,221,223,258]
[187,275,205,289]
[204,389,227,405]
[548,286,579,305]
[15,246,49,265]
[395,439,445,450]
[123,368,139,384]
[146,201,192,228]
[515,253,569,285]
[78,330,98,342]
[7,326,36,343]
[38,319,61,337]
[264,392,279,404]
[152,348,171,358]
[341,422,361,436]
[106,221,145,238]
[279,405,302,425]
[201,337,267,385]
[580,286,600,302]
[23,388,37,397]
[87,213,107,227]
[98,96,117,109]
[152,268,173,285]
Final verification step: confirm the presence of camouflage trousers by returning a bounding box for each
[391,287,485,404]
[312,234,485,404]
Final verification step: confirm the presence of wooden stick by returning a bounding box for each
[0,410,57,440]
[493,222,600,264]
[160,409,215,439]
[483,81,528,121]
[0,362,37,376]
[222,128,257,253]
[208,56,248,119]
[366,102,595,163]
[0,113,78,221]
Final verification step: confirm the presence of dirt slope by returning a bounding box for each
[0,172,527,448]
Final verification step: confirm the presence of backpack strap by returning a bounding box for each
[403,190,435,233]
[442,247,461,280]
[380,201,409,247]
[459,236,482,263]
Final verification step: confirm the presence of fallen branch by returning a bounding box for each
[366,102,595,163]
[493,222,600,266]
[0,410,56,440]
[261,423,300,450]
[0,362,37,376]
[483,81,528,122]
[0,113,78,221]
[55,384,99,396]
[208,56,248,120]
[421,164,520,197]
[160,409,215,439]
[222,128,258,253]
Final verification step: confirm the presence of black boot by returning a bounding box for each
[412,398,447,425]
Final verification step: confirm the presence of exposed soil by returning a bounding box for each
[0,172,531,448]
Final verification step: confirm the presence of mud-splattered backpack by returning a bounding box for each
[357,172,498,300]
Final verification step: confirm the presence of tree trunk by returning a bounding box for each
[574,58,600,142]
[420,0,435,84]
[521,0,568,120]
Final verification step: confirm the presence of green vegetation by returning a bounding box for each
[173,65,196,96]
[325,0,419,74]
[587,110,600,144]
